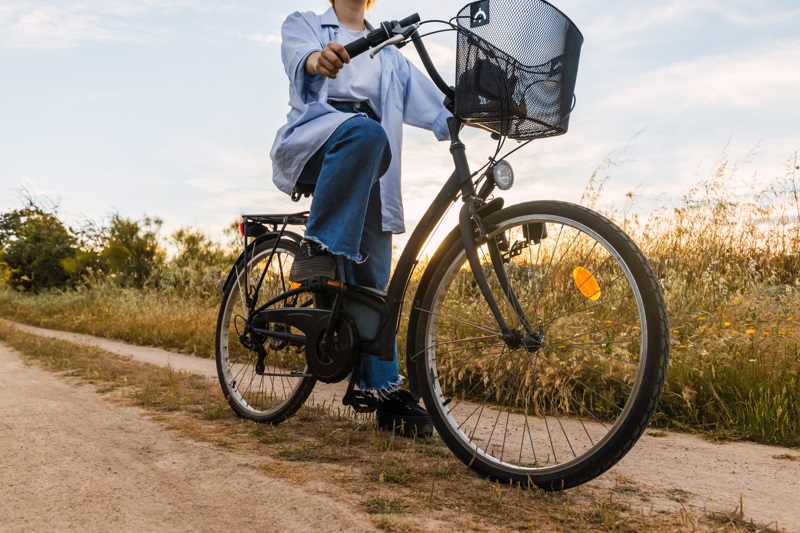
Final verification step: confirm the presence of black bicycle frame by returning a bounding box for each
[371,34,519,362]
[239,30,524,385]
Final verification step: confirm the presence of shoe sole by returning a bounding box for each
[377,411,434,438]
[288,256,336,283]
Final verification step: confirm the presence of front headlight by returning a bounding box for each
[492,160,514,190]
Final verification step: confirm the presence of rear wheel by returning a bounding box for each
[413,201,669,489]
[216,238,315,423]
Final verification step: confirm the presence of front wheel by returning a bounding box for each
[412,201,669,490]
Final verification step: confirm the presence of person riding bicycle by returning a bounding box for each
[270,0,451,436]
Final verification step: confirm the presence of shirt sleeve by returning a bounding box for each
[281,12,326,103]
[401,57,452,141]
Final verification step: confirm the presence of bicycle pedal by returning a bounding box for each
[346,390,378,413]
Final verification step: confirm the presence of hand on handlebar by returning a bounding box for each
[306,42,351,79]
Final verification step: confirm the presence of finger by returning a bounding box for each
[320,55,342,75]
[321,48,344,70]
[328,42,350,64]
[316,58,339,78]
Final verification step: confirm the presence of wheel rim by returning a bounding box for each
[218,243,314,419]
[423,214,648,477]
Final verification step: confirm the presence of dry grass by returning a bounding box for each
[0,283,216,357]
[2,320,768,532]
[0,150,798,448]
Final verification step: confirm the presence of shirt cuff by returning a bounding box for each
[432,107,453,141]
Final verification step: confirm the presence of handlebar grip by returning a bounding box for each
[399,13,420,27]
[343,14,420,59]
[344,36,371,59]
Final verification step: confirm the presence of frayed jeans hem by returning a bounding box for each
[356,375,405,399]
[303,234,367,264]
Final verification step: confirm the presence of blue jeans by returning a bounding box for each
[297,114,403,394]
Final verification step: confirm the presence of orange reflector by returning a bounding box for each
[239,222,245,236]
[290,282,302,290]
[326,280,344,288]
[572,266,601,301]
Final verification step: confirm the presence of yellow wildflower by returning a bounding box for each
[723,322,731,327]
[746,329,756,335]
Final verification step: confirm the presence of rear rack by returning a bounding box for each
[240,212,308,239]
[242,212,309,228]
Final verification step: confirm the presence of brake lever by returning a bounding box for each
[394,23,420,49]
[369,23,419,58]
[370,34,406,58]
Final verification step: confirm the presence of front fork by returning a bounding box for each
[449,116,533,349]
[458,197,535,348]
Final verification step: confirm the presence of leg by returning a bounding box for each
[343,185,433,437]
[300,116,391,262]
[345,183,402,395]
[289,116,390,282]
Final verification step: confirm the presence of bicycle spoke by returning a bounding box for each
[217,240,314,421]
[417,203,668,486]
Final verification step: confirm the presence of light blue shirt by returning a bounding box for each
[270,7,451,234]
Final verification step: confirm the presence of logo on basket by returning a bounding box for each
[470,1,490,28]
[549,55,565,77]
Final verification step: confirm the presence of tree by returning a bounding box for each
[170,227,226,269]
[101,214,165,287]
[0,199,77,292]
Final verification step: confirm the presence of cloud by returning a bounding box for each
[599,40,800,118]
[0,0,226,50]
[248,33,281,46]
[586,0,800,45]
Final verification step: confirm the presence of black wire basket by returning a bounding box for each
[454,0,584,140]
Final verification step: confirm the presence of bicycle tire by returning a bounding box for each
[412,201,669,490]
[216,237,316,423]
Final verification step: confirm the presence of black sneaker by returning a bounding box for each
[289,240,336,282]
[377,389,433,438]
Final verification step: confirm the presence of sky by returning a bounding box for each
[1,0,799,251]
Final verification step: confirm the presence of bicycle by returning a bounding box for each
[215,0,670,491]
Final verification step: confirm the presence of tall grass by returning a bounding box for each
[0,284,217,356]
[609,150,800,444]
[1,151,798,446]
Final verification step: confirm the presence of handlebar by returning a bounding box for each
[344,13,421,59]
[341,12,454,102]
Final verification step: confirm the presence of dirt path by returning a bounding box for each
[0,340,378,532]
[2,320,800,531]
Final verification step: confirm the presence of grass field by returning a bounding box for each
[1,155,798,447]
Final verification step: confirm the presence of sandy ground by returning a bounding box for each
[0,343,379,532]
[2,320,799,532]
